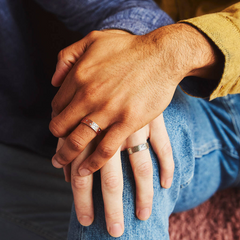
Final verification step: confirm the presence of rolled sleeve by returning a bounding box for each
[180,2,240,100]
[98,7,174,35]
[34,0,173,35]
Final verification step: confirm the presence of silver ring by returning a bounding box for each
[81,117,102,135]
[127,142,149,155]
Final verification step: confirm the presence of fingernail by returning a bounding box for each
[163,178,172,189]
[52,157,63,168]
[78,168,91,177]
[79,215,93,226]
[138,208,150,220]
[109,223,123,237]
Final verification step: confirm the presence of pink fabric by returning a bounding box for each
[169,189,240,240]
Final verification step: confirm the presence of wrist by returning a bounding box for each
[180,23,224,80]
[143,23,224,85]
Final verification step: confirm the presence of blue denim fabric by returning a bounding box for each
[67,88,240,240]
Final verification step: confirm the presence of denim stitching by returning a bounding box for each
[0,210,65,240]
[194,139,239,159]
[79,221,82,240]
[222,95,240,188]
[222,95,240,141]
[180,173,194,189]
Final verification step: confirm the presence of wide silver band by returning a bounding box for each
[127,142,149,155]
[81,117,102,135]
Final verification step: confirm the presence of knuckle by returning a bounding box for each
[102,173,121,192]
[161,162,175,176]
[137,190,154,205]
[146,190,154,201]
[88,160,101,171]
[55,151,70,165]
[82,87,97,103]
[135,161,152,178]
[105,210,123,222]
[75,67,88,82]
[160,142,173,158]
[51,99,61,114]
[76,207,92,220]
[57,49,64,61]
[67,134,85,152]
[138,193,154,205]
[87,30,99,39]
[72,175,90,190]
[49,119,64,137]
[97,145,115,159]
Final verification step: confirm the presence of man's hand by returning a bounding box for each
[50,24,219,175]
[59,114,174,238]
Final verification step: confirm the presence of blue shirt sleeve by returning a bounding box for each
[34,0,174,35]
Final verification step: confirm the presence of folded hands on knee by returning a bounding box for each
[49,25,220,237]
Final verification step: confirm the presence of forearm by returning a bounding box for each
[34,0,173,35]
[136,23,224,87]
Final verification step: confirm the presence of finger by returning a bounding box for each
[149,114,174,189]
[63,164,71,182]
[51,34,99,116]
[126,130,153,221]
[51,61,95,118]
[101,148,124,238]
[50,93,89,137]
[55,138,71,182]
[51,112,109,168]
[50,84,109,137]
[51,77,77,118]
[78,123,132,176]
[52,34,93,87]
[71,144,94,226]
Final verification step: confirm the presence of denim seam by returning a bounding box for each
[194,139,239,159]
[0,210,65,240]
[79,224,82,240]
[180,172,194,189]
[221,96,240,188]
[222,96,240,141]
[231,157,240,188]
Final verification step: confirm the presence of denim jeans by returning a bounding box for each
[0,88,239,240]
[68,87,240,240]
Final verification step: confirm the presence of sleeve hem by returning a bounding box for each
[97,8,174,35]
[180,13,240,100]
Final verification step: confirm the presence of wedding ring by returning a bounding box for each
[81,117,102,135]
[127,142,149,155]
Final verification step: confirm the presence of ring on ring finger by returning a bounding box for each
[81,117,102,135]
[127,142,149,155]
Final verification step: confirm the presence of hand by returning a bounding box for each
[50,24,218,176]
[59,114,174,238]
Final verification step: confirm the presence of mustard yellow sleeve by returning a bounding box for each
[180,2,240,100]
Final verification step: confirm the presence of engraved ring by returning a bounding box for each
[81,117,102,135]
[127,142,149,155]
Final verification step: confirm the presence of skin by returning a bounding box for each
[60,114,173,237]
[49,23,223,237]
[50,23,221,172]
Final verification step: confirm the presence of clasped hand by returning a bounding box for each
[58,114,173,237]
[49,25,210,237]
